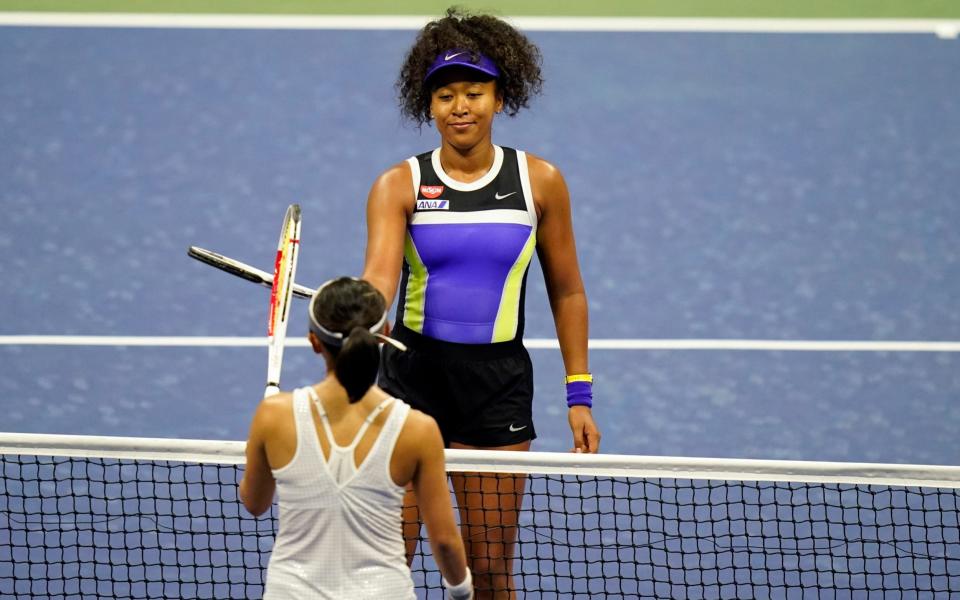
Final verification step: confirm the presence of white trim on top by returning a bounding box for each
[516,149,538,231]
[431,145,504,192]
[405,156,421,199]
[410,208,532,226]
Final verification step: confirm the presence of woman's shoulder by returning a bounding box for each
[261,389,297,411]
[519,152,569,210]
[369,160,415,195]
[399,403,439,431]
[521,151,564,181]
[376,159,413,180]
[388,403,444,469]
[395,403,443,445]
[251,390,297,433]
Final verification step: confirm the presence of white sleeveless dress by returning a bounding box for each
[263,386,415,599]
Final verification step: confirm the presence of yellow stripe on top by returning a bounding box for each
[491,229,537,343]
[401,231,428,333]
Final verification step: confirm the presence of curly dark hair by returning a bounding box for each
[397,7,544,125]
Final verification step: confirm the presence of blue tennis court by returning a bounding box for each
[1,22,958,464]
[2,16,960,599]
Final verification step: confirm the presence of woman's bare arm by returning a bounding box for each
[410,414,469,587]
[239,398,281,516]
[529,155,601,454]
[362,162,414,309]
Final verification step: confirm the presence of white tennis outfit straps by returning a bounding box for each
[263,386,415,600]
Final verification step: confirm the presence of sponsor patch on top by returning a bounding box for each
[420,185,444,199]
[416,199,449,210]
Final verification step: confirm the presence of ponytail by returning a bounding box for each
[309,277,390,401]
[334,326,381,402]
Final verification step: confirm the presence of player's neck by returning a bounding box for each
[438,139,495,182]
[312,378,346,411]
[313,379,385,419]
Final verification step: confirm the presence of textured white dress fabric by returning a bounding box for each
[263,386,415,599]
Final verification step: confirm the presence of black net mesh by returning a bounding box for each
[2,454,959,598]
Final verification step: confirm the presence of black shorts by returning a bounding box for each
[378,324,536,447]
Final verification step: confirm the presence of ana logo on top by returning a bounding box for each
[420,185,444,199]
[416,199,449,210]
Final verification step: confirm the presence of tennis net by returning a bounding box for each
[2,432,959,598]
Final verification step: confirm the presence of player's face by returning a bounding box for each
[429,70,503,150]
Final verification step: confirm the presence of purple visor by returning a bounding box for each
[424,49,500,83]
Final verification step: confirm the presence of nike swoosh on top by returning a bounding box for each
[445,52,467,61]
[509,424,527,432]
[494,191,517,200]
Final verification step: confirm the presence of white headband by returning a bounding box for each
[308,278,406,351]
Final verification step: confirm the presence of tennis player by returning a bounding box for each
[361,8,601,597]
[240,277,473,599]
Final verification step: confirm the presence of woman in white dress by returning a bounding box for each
[240,277,473,599]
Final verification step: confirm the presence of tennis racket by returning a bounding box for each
[264,204,302,398]
[187,246,315,298]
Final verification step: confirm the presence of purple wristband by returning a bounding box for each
[566,380,593,408]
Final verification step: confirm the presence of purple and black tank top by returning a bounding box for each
[395,145,538,344]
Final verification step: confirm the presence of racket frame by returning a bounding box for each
[187,246,314,298]
[264,204,302,397]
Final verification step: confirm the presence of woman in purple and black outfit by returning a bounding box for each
[361,8,600,598]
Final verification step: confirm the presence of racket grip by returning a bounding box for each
[264,385,280,398]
